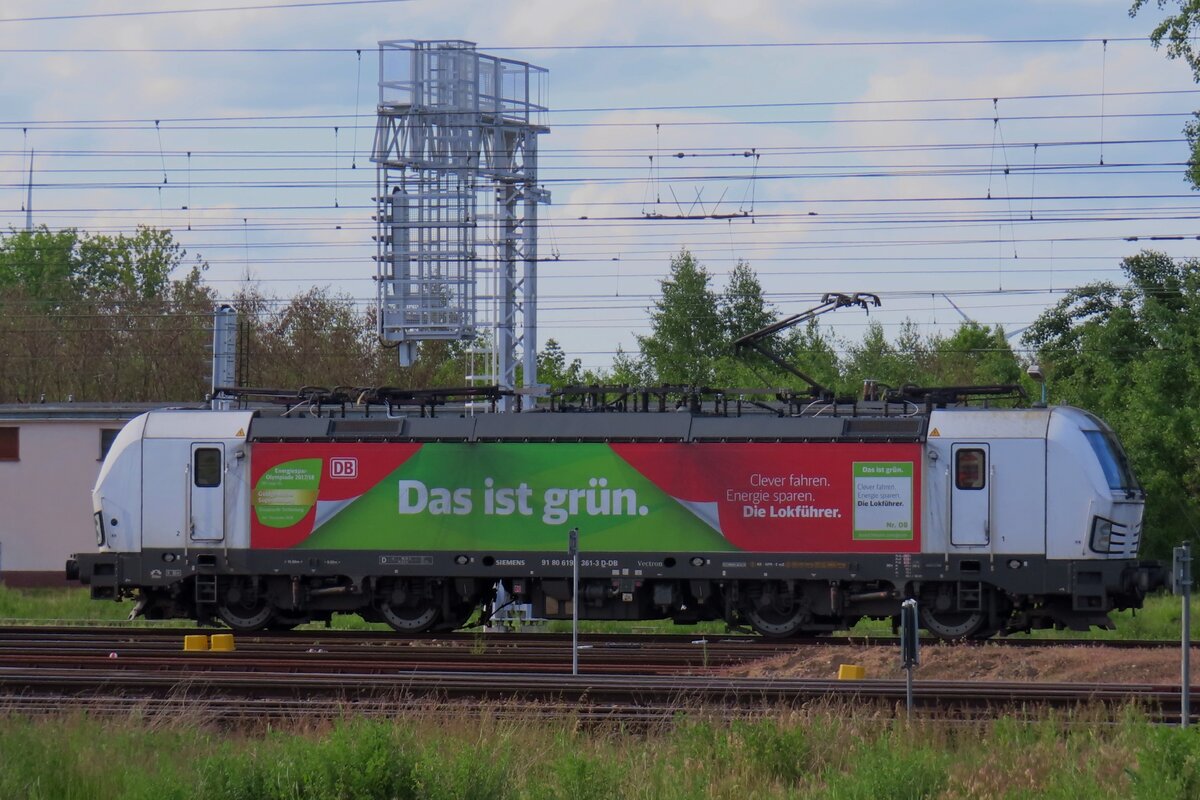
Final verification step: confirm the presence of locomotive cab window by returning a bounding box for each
[1082,430,1140,492]
[193,448,222,487]
[955,448,986,490]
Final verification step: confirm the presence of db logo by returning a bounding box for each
[330,457,358,479]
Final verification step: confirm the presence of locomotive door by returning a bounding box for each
[189,443,225,542]
[950,443,990,547]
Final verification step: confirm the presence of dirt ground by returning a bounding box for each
[725,643,1200,684]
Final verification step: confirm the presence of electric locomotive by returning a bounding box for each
[66,384,1162,638]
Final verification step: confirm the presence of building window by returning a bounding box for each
[0,427,17,461]
[193,448,222,487]
[955,448,986,490]
[99,429,120,461]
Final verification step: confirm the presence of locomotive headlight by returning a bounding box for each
[1090,516,1114,553]
[93,512,106,546]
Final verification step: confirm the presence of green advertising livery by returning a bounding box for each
[251,441,923,554]
[254,443,738,552]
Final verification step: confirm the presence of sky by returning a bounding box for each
[1,0,1197,377]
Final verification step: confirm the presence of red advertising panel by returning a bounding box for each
[609,442,921,553]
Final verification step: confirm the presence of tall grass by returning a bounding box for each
[1,707,1198,800]
[843,593,1200,641]
[0,585,132,624]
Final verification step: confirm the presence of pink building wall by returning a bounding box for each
[0,419,122,586]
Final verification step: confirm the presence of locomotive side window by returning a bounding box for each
[193,448,222,487]
[99,429,120,461]
[0,427,17,461]
[955,448,986,490]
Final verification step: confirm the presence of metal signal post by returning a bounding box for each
[1175,542,1192,727]
[900,598,920,718]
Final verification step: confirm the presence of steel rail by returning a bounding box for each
[0,625,1192,650]
[0,666,1194,723]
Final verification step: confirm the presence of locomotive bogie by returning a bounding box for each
[70,541,1151,637]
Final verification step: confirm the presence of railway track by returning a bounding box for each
[0,625,1194,723]
[0,627,792,675]
[1,665,1195,725]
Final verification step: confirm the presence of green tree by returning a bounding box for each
[636,255,843,394]
[842,320,911,390]
[1023,250,1200,556]
[402,339,471,388]
[609,345,649,386]
[719,260,775,341]
[0,226,217,403]
[256,287,379,387]
[233,284,463,391]
[637,249,722,385]
[926,322,1023,387]
[537,338,583,389]
[713,260,795,388]
[75,227,183,300]
[0,227,78,305]
[782,322,842,394]
[840,319,1023,398]
[0,226,190,304]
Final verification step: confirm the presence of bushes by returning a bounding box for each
[0,707,1190,800]
[823,739,949,800]
[194,721,420,800]
[1130,725,1200,800]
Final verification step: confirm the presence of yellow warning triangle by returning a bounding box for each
[235,428,245,437]
[929,427,940,437]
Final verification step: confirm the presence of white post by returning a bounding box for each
[569,527,579,676]
[1177,543,1192,727]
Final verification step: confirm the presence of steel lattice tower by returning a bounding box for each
[372,40,549,410]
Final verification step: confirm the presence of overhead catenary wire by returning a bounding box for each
[2,111,1196,133]
[0,34,1193,370]
[0,157,1189,180]
[0,0,413,24]
[0,135,1184,159]
[13,85,1194,126]
[0,34,1189,51]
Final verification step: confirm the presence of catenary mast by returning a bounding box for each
[372,40,549,411]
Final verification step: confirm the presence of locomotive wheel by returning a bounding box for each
[216,579,274,631]
[744,605,809,637]
[217,598,273,631]
[377,600,440,633]
[744,600,809,638]
[919,606,988,640]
